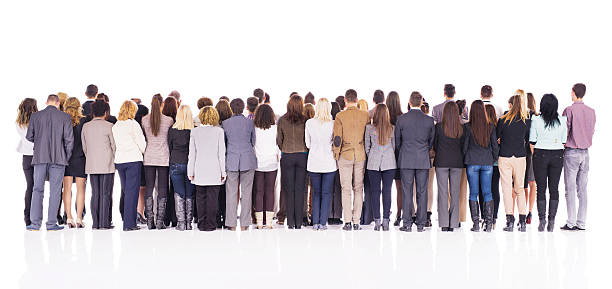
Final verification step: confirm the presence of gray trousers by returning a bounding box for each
[564,148,589,229]
[225,170,254,227]
[435,167,462,228]
[31,163,65,228]
[400,169,429,226]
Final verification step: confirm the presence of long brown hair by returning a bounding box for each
[468,100,490,147]
[441,101,463,138]
[372,104,393,146]
[285,94,305,123]
[162,96,178,121]
[527,92,538,116]
[16,98,38,128]
[485,104,498,126]
[501,94,526,124]
[150,94,163,136]
[386,91,403,126]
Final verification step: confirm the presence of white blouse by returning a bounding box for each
[254,125,280,171]
[305,119,337,173]
[112,119,147,164]
[16,124,34,155]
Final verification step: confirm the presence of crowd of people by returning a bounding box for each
[16,83,595,233]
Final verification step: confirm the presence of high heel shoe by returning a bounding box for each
[76,219,85,229]
[66,219,76,228]
[137,212,147,225]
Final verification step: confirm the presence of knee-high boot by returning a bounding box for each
[174,193,185,231]
[185,198,193,230]
[156,197,167,229]
[469,200,480,232]
[537,199,547,232]
[547,199,558,232]
[484,201,494,232]
[145,196,156,230]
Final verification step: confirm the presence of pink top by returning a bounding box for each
[562,101,596,149]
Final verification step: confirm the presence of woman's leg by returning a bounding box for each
[513,158,527,215]
[491,166,501,221]
[143,166,156,226]
[75,177,86,223]
[435,168,450,228]
[156,166,170,228]
[448,168,463,228]
[381,170,395,221]
[254,171,265,213]
[368,170,382,221]
[23,155,34,226]
[320,172,335,226]
[293,154,308,228]
[395,179,403,219]
[62,176,74,221]
[310,172,322,225]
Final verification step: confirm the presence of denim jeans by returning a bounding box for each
[170,163,194,199]
[466,165,493,202]
[564,148,589,228]
[310,171,336,226]
[367,169,395,219]
[116,161,142,229]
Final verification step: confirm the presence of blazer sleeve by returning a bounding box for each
[428,119,435,149]
[390,126,396,154]
[167,129,174,156]
[26,116,35,142]
[63,117,74,160]
[496,119,503,141]
[81,126,87,156]
[109,128,116,155]
[187,130,196,178]
[276,120,284,150]
[250,121,256,148]
[218,129,227,178]
[490,126,499,160]
[364,125,372,156]
[394,119,402,153]
[332,117,343,160]
[462,125,470,155]
[524,119,531,146]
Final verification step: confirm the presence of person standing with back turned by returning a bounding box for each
[333,89,370,231]
[26,94,74,231]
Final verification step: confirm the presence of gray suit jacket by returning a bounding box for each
[82,118,116,174]
[364,124,396,171]
[394,109,435,169]
[188,125,226,186]
[222,115,257,171]
[432,99,468,123]
[26,106,74,166]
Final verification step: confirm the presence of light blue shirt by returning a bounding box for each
[529,115,567,150]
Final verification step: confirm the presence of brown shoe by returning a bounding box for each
[227,226,236,231]
[241,226,249,231]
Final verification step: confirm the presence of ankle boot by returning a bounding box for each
[156,197,167,229]
[425,212,432,227]
[469,200,480,232]
[382,218,390,231]
[185,198,193,230]
[145,196,156,230]
[174,193,185,231]
[537,199,547,232]
[374,219,382,231]
[394,212,402,226]
[265,211,274,229]
[548,199,559,232]
[503,215,515,232]
[518,214,527,232]
[255,212,264,229]
[484,201,494,232]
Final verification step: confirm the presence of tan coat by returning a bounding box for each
[82,118,116,174]
[332,106,370,161]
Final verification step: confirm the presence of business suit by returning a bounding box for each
[395,108,435,229]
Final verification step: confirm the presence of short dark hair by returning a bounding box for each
[335,95,345,110]
[304,92,316,105]
[573,83,586,98]
[96,93,109,103]
[92,99,109,117]
[230,98,245,115]
[409,91,423,107]
[86,84,98,98]
[373,89,385,104]
[253,88,265,103]
[197,97,213,109]
[219,96,230,102]
[169,90,180,101]
[47,94,60,103]
[444,84,455,98]
[345,89,358,103]
[331,102,340,119]
[246,97,259,113]
[481,85,492,98]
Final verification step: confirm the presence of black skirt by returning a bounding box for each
[64,156,86,178]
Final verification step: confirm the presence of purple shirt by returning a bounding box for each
[562,101,596,149]
[247,113,254,120]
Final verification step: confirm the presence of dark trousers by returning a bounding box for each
[360,170,373,224]
[276,179,286,222]
[254,170,277,212]
[215,184,226,225]
[166,178,177,225]
[533,149,564,202]
[90,173,115,229]
[22,155,34,225]
[280,153,308,228]
[310,171,335,225]
[479,165,500,219]
[368,169,395,220]
[400,168,429,226]
[116,162,141,229]
[328,171,342,219]
[144,166,169,217]
[195,185,219,231]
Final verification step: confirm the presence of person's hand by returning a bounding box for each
[221,176,226,182]
[189,176,194,181]
[497,138,501,144]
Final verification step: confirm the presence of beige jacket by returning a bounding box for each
[82,118,116,174]
[332,106,370,161]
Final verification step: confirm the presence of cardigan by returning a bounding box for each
[141,114,174,166]
[188,125,226,186]
[112,119,146,164]
[305,119,337,173]
[168,128,191,164]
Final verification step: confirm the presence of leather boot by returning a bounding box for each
[374,219,382,231]
[537,199,547,232]
[394,212,402,226]
[255,212,264,229]
[469,200,480,232]
[174,193,185,231]
[484,201,494,232]
[145,196,156,230]
[265,211,274,229]
[503,215,514,232]
[382,218,390,231]
[547,199,559,232]
[156,197,167,229]
[425,212,432,227]
[185,198,193,230]
[518,214,527,232]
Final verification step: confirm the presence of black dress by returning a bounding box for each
[64,117,87,178]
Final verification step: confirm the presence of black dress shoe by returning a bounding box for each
[100,225,115,230]
[393,216,402,227]
[417,226,424,232]
[441,227,448,232]
[447,228,454,232]
[353,224,362,231]
[123,226,140,231]
[342,223,352,231]
[399,224,412,232]
[137,213,147,225]
[560,224,576,231]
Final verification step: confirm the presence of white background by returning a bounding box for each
[1,1,611,288]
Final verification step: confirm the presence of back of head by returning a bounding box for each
[441,101,463,138]
[481,85,492,99]
[386,91,403,125]
[456,99,466,116]
[335,95,345,110]
[246,97,259,113]
[230,98,245,115]
[199,106,219,126]
[86,84,98,98]
[16,98,38,127]
[169,90,181,102]
[314,98,332,123]
[304,92,316,105]
[468,100,490,147]
[173,105,194,130]
[444,84,455,98]
[219,96,230,102]
[162,97,178,120]
[527,93,537,112]
[409,91,423,108]
[303,103,315,120]
[539,93,560,129]
[501,94,526,124]
[197,97,213,110]
[420,100,429,114]
[345,89,358,103]
[373,89,385,104]
[118,100,137,121]
[330,102,340,120]
[253,88,265,103]
[285,94,305,123]
[264,93,270,104]
[149,94,163,136]
[57,92,68,111]
[573,83,586,98]
[47,94,60,105]
[372,103,392,145]
[485,104,497,126]
[215,99,233,122]
[64,97,83,126]
[254,104,275,129]
[92,99,109,118]
[358,99,368,111]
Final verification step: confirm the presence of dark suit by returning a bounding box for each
[395,108,435,227]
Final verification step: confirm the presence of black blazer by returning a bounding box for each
[496,117,530,158]
[462,123,499,166]
[394,109,435,170]
[433,123,465,168]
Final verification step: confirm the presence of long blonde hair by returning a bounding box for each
[118,100,137,121]
[313,98,332,123]
[508,89,528,120]
[173,105,195,130]
[358,99,369,111]
[64,97,83,126]
[501,94,527,124]
[57,92,68,111]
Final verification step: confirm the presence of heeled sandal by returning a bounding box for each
[66,219,76,228]
[76,220,85,229]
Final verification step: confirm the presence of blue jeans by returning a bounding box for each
[309,171,336,225]
[564,148,589,228]
[170,163,194,199]
[31,163,65,228]
[466,165,493,202]
[367,169,395,219]
[116,161,142,229]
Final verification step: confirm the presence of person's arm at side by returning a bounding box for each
[496,119,503,144]
[109,128,116,155]
[432,107,439,124]
[63,117,74,160]
[428,120,435,150]
[187,130,196,181]
[561,116,568,145]
[562,107,571,135]
[462,125,470,155]
[81,127,87,156]
[529,118,537,154]
[394,119,401,153]
[218,129,227,182]
[332,117,343,160]
[133,121,147,154]
[276,119,283,150]
[305,121,312,150]
[364,125,371,156]
[250,121,256,148]
[167,129,174,155]
[26,115,35,142]
[490,126,499,160]
[524,119,531,151]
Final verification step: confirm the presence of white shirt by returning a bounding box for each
[112,119,147,164]
[254,125,280,171]
[16,124,34,155]
[305,118,337,173]
[482,99,504,120]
